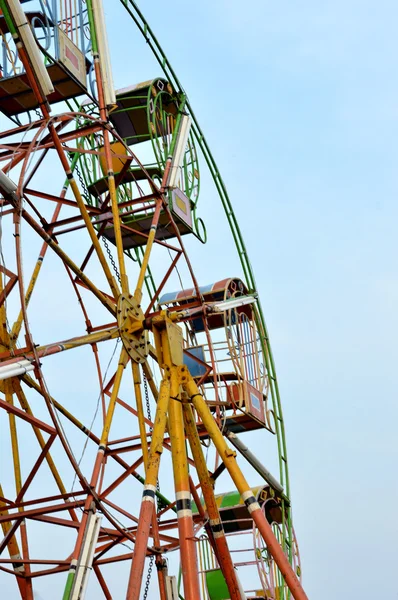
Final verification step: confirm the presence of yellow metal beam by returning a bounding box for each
[104,130,130,295]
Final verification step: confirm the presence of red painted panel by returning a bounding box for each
[229,380,265,425]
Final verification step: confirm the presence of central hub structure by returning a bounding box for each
[117,294,149,363]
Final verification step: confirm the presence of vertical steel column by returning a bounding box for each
[126,375,171,600]
[132,361,167,600]
[182,402,243,600]
[183,373,308,600]
[5,378,34,600]
[168,386,201,600]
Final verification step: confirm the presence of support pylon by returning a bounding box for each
[126,375,171,600]
[182,401,243,600]
[126,311,308,600]
[183,369,309,600]
[168,387,201,600]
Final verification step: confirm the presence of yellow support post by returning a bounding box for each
[11,200,63,346]
[20,206,116,315]
[69,175,121,299]
[183,372,309,600]
[134,199,162,305]
[182,402,243,600]
[48,124,120,301]
[133,359,168,600]
[5,379,34,599]
[5,380,22,498]
[168,379,201,600]
[0,276,30,594]
[11,255,42,344]
[98,347,129,449]
[103,129,130,295]
[126,375,171,600]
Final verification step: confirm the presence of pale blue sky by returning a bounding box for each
[105,1,398,598]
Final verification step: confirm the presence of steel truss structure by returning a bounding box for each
[0,1,308,599]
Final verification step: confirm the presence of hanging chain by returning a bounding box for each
[143,554,154,600]
[143,370,152,428]
[73,159,90,203]
[68,152,122,285]
[143,371,155,600]
[102,235,121,284]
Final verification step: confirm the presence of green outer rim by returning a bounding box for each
[71,0,294,576]
[118,0,294,567]
[85,0,98,54]
[0,1,17,35]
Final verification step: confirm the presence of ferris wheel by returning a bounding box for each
[0,1,308,599]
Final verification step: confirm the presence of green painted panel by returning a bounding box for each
[193,487,264,514]
[205,569,229,600]
[218,490,240,508]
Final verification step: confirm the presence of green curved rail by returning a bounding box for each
[119,0,294,568]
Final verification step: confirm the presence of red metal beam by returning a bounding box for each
[0,501,84,525]
[15,434,56,504]
[0,398,56,435]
